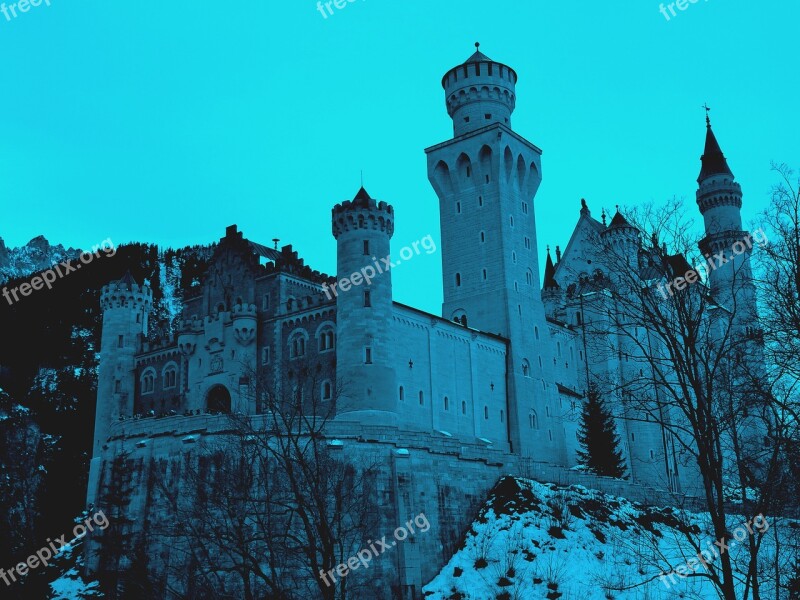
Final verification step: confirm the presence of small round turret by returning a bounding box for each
[331,187,397,427]
[441,43,517,137]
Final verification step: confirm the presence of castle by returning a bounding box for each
[86,45,758,596]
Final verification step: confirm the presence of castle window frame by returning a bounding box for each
[140,367,156,395]
[114,380,121,394]
[419,391,424,406]
[461,400,466,415]
[321,380,332,402]
[455,273,461,287]
[261,347,270,365]
[316,322,336,353]
[364,290,371,307]
[118,335,124,348]
[478,195,483,207]
[522,359,530,377]
[363,240,370,255]
[456,201,461,214]
[443,396,449,411]
[162,362,178,389]
[480,231,485,243]
[364,347,373,364]
[500,409,504,423]
[399,386,404,401]
[262,294,270,311]
[484,406,489,420]
[529,411,538,429]
[289,330,308,359]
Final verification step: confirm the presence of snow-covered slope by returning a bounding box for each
[423,476,797,600]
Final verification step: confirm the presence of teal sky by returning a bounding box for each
[2,0,797,314]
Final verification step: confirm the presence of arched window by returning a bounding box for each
[455,273,461,287]
[317,326,335,352]
[141,368,156,394]
[162,362,178,389]
[419,391,424,406]
[534,326,539,340]
[529,411,538,429]
[522,359,530,377]
[289,330,307,359]
[526,269,533,285]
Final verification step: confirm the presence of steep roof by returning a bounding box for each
[698,120,733,182]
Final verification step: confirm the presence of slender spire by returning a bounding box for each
[698,108,733,182]
[543,247,559,290]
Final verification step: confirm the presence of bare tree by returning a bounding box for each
[142,358,382,600]
[557,196,797,599]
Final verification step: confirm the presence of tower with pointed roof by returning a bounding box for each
[426,44,565,462]
[696,115,757,322]
[331,187,398,426]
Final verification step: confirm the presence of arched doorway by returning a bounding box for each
[206,385,231,414]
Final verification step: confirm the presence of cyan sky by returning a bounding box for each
[1,0,797,314]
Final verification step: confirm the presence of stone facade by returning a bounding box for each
[86,46,760,597]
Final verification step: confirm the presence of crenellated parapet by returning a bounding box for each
[100,279,152,312]
[332,194,395,239]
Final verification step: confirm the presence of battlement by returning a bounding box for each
[100,276,152,311]
[231,302,257,317]
[332,188,395,239]
[696,179,743,214]
[441,44,517,136]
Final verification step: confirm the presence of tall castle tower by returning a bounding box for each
[332,188,398,427]
[425,44,564,462]
[696,114,756,322]
[87,272,151,505]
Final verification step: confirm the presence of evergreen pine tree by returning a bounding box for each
[576,384,627,478]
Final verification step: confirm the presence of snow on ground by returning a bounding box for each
[423,476,796,600]
[49,568,103,599]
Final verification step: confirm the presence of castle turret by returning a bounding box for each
[87,272,151,505]
[695,114,754,312]
[541,247,562,318]
[600,209,641,273]
[331,187,397,427]
[443,42,517,137]
[426,45,564,462]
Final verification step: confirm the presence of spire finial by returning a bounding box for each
[361,170,363,187]
[546,245,550,255]
[703,102,711,127]
[601,208,607,226]
[475,42,480,50]
[616,204,620,213]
